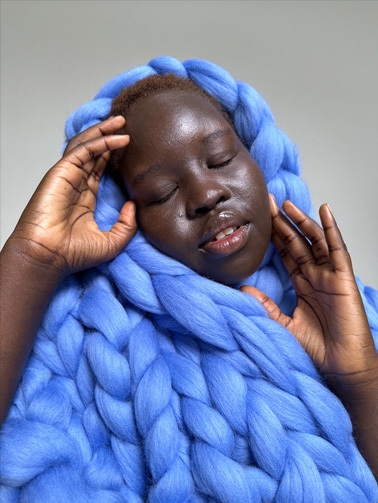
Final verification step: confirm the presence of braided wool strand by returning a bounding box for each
[1,56,377,503]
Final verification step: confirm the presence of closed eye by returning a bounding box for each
[209,156,235,169]
[152,186,178,205]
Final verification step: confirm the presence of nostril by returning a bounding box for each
[195,195,225,215]
[195,206,210,215]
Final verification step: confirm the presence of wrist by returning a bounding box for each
[0,235,67,424]
[2,233,68,284]
[324,357,378,404]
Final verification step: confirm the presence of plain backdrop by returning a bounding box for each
[1,0,377,288]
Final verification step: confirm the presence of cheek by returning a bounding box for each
[240,167,271,240]
[137,208,191,258]
[137,209,168,242]
[237,166,269,211]
[254,189,271,238]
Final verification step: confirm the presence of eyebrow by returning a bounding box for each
[132,163,162,186]
[201,128,232,144]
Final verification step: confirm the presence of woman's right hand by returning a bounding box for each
[0,116,136,424]
[9,115,137,278]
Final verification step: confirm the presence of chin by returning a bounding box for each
[203,264,258,287]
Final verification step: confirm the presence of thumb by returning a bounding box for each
[105,200,137,255]
[241,285,289,326]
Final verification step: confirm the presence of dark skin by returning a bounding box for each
[120,91,271,285]
[0,116,137,425]
[242,197,378,478]
[0,94,377,480]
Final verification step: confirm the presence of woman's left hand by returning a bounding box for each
[242,195,378,479]
[241,195,378,383]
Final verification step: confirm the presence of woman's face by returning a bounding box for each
[119,90,271,284]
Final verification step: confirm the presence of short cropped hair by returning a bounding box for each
[109,73,234,173]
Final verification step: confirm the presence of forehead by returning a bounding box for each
[125,90,230,140]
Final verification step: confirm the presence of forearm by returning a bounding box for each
[0,237,64,424]
[326,364,378,481]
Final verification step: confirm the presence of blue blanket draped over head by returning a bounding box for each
[1,56,378,503]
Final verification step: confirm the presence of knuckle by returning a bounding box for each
[63,138,78,155]
[296,215,307,227]
[328,242,347,253]
[310,234,324,245]
[282,233,296,246]
[278,247,289,259]
[83,143,96,160]
[296,254,309,266]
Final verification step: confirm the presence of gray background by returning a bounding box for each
[1,0,377,288]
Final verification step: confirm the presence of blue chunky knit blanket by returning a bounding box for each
[1,56,378,503]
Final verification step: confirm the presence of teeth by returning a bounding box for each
[215,226,237,241]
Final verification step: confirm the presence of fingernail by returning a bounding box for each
[109,115,125,121]
[269,194,280,216]
[269,193,278,206]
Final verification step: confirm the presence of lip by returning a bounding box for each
[199,213,250,257]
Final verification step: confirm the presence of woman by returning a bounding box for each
[1,57,377,502]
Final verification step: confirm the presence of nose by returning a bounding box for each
[186,174,231,218]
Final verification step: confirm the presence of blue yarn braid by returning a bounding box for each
[1,56,378,503]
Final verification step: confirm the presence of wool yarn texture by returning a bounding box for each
[1,56,378,503]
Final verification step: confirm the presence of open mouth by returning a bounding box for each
[200,223,249,256]
[213,226,240,241]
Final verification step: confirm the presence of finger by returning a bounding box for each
[270,195,316,271]
[241,285,291,327]
[318,204,353,273]
[103,201,137,258]
[64,116,126,155]
[271,227,302,279]
[282,200,329,264]
[59,134,130,178]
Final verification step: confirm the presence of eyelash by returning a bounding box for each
[210,156,235,169]
[153,187,178,205]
